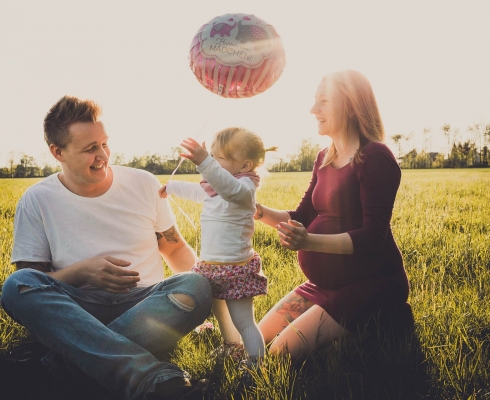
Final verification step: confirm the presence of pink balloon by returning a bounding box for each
[189,14,286,98]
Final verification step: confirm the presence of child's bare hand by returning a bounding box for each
[158,185,168,198]
[180,138,208,166]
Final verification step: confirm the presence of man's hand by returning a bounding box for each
[18,257,140,293]
[45,256,140,293]
[80,256,140,293]
[158,184,168,198]
[180,138,208,166]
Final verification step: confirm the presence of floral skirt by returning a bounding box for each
[191,252,268,300]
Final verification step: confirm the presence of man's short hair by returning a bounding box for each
[44,95,102,148]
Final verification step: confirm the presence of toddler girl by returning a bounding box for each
[159,127,276,362]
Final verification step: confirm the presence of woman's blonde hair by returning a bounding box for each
[211,127,277,169]
[320,70,385,168]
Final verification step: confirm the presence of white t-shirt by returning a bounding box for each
[11,165,175,287]
[166,155,256,263]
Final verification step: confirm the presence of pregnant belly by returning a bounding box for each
[298,216,362,289]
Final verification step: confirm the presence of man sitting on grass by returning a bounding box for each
[1,95,212,400]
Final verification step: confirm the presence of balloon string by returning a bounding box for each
[166,118,209,262]
[169,157,186,180]
[167,194,199,264]
[168,195,197,230]
[169,118,209,179]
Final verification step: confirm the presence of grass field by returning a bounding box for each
[1,169,489,399]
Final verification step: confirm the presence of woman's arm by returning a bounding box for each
[255,149,341,251]
[347,148,401,254]
[253,203,290,227]
[274,146,400,255]
[254,204,353,254]
[275,220,354,254]
[256,150,324,229]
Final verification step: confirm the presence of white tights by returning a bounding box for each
[212,298,265,360]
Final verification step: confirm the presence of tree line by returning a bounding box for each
[2,123,489,178]
[0,148,199,178]
[393,123,490,169]
[0,142,322,178]
[0,155,61,178]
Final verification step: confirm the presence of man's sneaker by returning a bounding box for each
[0,341,52,398]
[0,341,112,400]
[0,340,49,362]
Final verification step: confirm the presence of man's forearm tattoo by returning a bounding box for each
[156,226,179,244]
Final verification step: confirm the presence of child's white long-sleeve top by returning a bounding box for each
[166,155,257,263]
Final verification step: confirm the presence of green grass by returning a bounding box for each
[1,170,490,399]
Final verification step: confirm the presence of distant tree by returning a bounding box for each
[442,124,451,161]
[482,146,489,166]
[15,155,40,178]
[399,149,417,169]
[404,133,415,166]
[422,128,432,168]
[484,124,490,166]
[269,157,288,172]
[127,155,145,170]
[415,151,428,169]
[391,134,404,159]
[450,141,473,168]
[42,164,61,176]
[433,153,445,168]
[170,147,198,174]
[112,152,126,166]
[468,142,477,166]
[468,123,485,165]
[8,151,15,178]
[453,127,461,148]
[269,139,321,172]
[145,154,164,174]
[298,139,321,171]
[0,167,11,178]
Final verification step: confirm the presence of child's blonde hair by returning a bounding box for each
[211,127,277,169]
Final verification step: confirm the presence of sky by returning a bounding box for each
[1,0,489,167]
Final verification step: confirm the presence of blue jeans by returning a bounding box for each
[1,269,212,400]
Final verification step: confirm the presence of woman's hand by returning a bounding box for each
[276,220,309,251]
[276,221,354,254]
[180,137,208,166]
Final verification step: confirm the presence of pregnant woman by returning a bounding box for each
[256,69,410,359]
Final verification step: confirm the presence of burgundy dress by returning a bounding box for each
[290,142,409,331]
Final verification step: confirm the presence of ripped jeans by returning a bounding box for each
[1,269,212,400]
